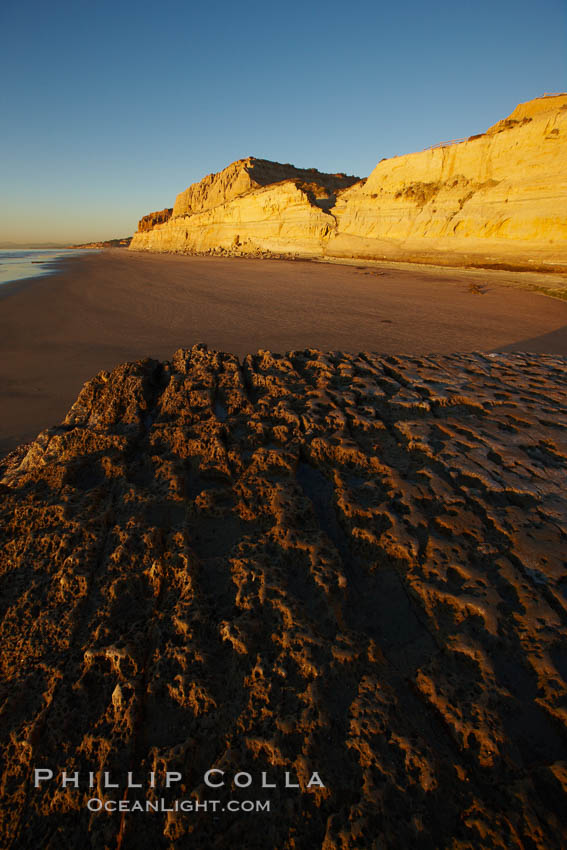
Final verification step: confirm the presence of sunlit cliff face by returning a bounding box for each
[130,95,567,269]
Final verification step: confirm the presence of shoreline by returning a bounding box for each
[1,248,567,456]
[0,247,100,292]
[5,246,567,302]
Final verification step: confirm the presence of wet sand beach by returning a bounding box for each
[1,248,566,454]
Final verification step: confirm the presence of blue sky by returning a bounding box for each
[0,0,565,243]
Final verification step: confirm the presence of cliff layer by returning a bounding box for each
[1,345,567,848]
[130,95,567,268]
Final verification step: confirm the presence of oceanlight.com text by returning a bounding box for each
[87,797,271,814]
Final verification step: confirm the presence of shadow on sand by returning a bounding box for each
[496,323,567,355]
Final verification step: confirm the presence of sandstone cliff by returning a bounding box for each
[130,95,567,269]
[172,158,357,218]
[130,158,360,256]
[138,208,173,232]
[328,93,567,267]
[1,346,567,848]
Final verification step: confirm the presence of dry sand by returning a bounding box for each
[1,248,566,454]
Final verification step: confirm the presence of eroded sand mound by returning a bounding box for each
[1,346,567,849]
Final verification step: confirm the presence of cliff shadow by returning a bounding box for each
[495,322,567,355]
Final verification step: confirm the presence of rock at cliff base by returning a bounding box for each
[1,346,567,848]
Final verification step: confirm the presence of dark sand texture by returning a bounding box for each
[1,249,567,454]
[1,346,566,848]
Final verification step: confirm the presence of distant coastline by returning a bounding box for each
[0,242,70,250]
[70,237,132,249]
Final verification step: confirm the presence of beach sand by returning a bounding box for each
[1,248,566,455]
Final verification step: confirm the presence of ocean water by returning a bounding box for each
[0,248,98,286]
